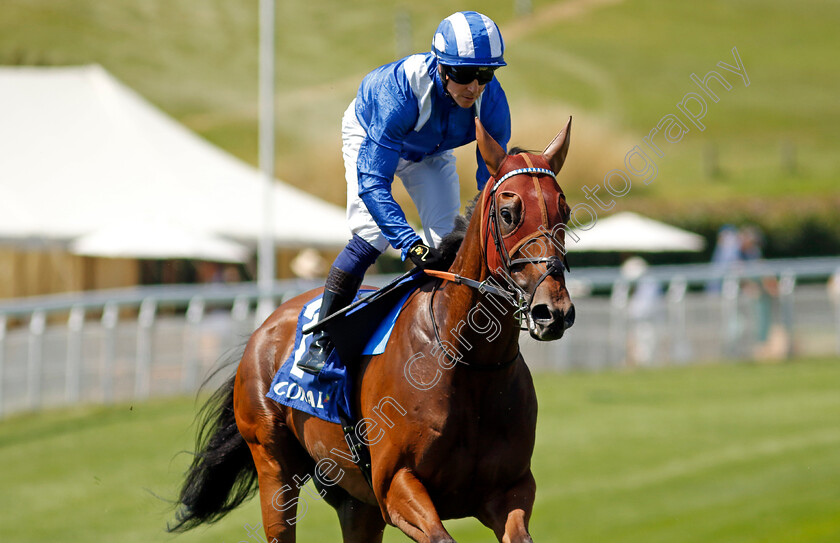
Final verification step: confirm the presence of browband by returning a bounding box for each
[491,167,556,192]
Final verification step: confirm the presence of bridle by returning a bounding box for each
[425,153,570,329]
[479,154,570,323]
[424,153,571,369]
[423,152,571,369]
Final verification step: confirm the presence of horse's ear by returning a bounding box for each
[475,117,506,177]
[542,116,572,174]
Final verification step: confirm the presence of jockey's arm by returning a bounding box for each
[358,150,421,260]
[356,80,425,259]
[356,138,422,260]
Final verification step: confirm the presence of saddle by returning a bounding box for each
[303,268,426,364]
[267,269,426,420]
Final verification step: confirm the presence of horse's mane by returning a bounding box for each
[437,148,534,265]
[437,194,478,265]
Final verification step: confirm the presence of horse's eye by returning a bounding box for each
[500,209,513,224]
[559,197,570,222]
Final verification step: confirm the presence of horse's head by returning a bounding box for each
[476,117,575,341]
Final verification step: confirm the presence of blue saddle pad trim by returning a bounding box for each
[265,285,414,424]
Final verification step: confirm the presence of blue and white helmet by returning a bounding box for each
[431,11,506,67]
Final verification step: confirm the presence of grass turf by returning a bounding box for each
[1,357,839,542]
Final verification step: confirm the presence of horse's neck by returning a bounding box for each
[437,208,520,365]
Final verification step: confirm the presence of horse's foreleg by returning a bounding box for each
[381,468,455,543]
[315,478,386,543]
[478,471,536,543]
[336,494,387,543]
[247,441,314,543]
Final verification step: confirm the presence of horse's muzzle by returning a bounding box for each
[529,303,575,341]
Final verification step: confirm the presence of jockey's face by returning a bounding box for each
[440,66,486,109]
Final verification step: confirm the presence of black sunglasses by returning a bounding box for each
[445,65,497,85]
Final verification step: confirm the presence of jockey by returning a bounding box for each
[299,11,511,374]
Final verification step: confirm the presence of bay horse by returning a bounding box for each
[170,118,575,543]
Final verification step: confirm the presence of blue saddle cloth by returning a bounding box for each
[266,271,423,424]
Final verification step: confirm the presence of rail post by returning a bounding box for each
[610,279,629,366]
[778,271,796,359]
[231,294,252,343]
[721,275,740,359]
[27,310,46,410]
[101,302,119,403]
[183,296,206,392]
[667,276,689,363]
[136,298,157,400]
[66,305,85,404]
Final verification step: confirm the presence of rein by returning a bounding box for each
[427,279,521,371]
[423,269,511,297]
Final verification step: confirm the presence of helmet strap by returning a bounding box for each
[438,65,455,102]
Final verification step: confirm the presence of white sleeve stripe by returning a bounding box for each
[447,12,475,58]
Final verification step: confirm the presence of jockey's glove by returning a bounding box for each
[407,241,448,270]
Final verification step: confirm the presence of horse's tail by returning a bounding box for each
[168,369,257,532]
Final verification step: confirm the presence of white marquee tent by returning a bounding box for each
[566,211,706,252]
[69,219,250,263]
[0,65,350,254]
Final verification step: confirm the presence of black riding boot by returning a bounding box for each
[298,267,362,375]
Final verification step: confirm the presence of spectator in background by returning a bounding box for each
[196,261,224,284]
[738,225,764,262]
[738,226,790,359]
[706,224,741,294]
[622,256,663,366]
[739,226,773,340]
[290,248,327,280]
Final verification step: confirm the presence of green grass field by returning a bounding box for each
[1,0,838,217]
[1,358,839,542]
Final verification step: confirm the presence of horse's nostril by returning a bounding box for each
[531,304,553,322]
[565,305,576,328]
